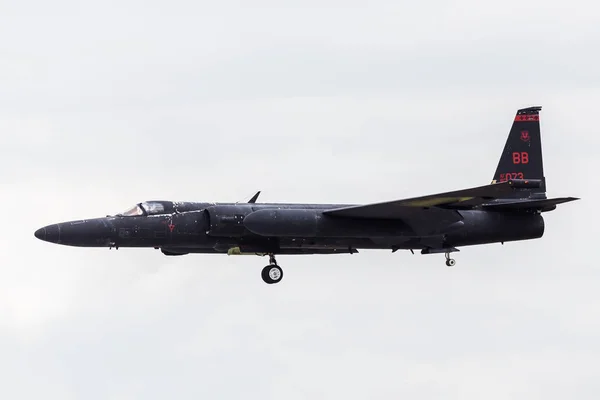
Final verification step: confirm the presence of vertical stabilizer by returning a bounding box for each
[492,106,546,199]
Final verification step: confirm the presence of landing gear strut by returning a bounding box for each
[261,254,283,284]
[445,252,456,267]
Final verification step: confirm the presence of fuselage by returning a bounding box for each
[34,200,545,256]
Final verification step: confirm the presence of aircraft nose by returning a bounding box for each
[34,227,46,240]
[34,224,61,243]
[35,219,114,246]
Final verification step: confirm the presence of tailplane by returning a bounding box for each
[492,106,546,199]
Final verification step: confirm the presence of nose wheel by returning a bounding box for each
[261,254,283,284]
[445,252,456,267]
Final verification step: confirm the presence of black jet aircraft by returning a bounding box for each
[35,106,578,284]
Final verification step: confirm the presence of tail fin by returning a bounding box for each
[491,106,546,199]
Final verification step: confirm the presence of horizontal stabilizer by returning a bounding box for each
[482,197,580,212]
[323,181,520,219]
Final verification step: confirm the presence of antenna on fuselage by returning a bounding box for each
[235,191,261,204]
[247,191,261,203]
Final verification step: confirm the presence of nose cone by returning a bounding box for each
[34,224,61,243]
[34,219,113,246]
[34,227,46,240]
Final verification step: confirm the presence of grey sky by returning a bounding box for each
[1,0,599,399]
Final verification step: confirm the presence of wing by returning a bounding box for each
[323,181,518,219]
[321,181,526,236]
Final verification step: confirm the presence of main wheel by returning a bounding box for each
[261,264,283,284]
[446,259,456,267]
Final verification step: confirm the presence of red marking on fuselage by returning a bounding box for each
[168,224,175,232]
[514,115,539,122]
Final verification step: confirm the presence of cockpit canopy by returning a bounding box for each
[117,201,174,217]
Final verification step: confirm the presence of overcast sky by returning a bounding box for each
[0,1,598,399]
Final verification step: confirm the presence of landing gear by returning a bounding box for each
[445,252,456,267]
[261,254,283,284]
